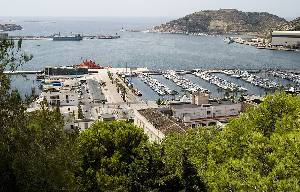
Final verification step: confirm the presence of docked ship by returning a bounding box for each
[97,33,120,39]
[52,33,83,41]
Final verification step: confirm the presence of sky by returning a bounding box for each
[0,0,299,19]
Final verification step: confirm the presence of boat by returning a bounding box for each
[224,37,234,44]
[256,46,266,49]
[97,35,120,39]
[52,34,83,41]
[136,90,142,96]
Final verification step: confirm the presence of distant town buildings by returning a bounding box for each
[271,31,300,47]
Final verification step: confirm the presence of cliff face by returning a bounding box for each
[0,23,22,32]
[153,9,292,35]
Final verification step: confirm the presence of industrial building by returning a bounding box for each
[271,31,300,47]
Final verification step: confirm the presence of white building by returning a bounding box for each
[65,119,95,132]
[42,89,78,106]
[271,31,300,47]
[134,109,186,142]
[170,92,242,126]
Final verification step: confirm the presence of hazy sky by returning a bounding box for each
[1,0,299,18]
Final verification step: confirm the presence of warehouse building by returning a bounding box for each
[271,31,300,47]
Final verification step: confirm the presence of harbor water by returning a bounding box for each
[3,17,300,99]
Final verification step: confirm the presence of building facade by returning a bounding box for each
[134,110,165,142]
[271,31,300,47]
[170,92,242,126]
[43,90,78,106]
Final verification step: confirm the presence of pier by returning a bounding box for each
[4,70,42,74]
[9,34,121,41]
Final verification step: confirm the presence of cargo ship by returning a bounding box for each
[52,34,83,41]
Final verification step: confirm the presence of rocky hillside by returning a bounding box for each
[0,23,22,32]
[153,9,293,35]
[291,17,300,30]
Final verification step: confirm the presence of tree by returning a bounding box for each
[0,38,80,191]
[0,38,33,191]
[206,92,300,191]
[127,144,169,191]
[77,121,148,191]
[10,102,80,192]
[161,92,300,191]
[78,104,85,119]
[171,90,179,101]
[182,149,207,192]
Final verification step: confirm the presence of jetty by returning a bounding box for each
[4,70,42,74]
[9,34,121,41]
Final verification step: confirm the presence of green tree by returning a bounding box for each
[78,104,85,119]
[171,90,179,101]
[127,144,168,191]
[77,121,148,191]
[0,38,79,191]
[10,102,80,192]
[182,149,207,192]
[0,38,33,191]
[206,92,300,191]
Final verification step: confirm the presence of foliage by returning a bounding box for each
[76,121,148,191]
[162,92,300,191]
[0,38,79,191]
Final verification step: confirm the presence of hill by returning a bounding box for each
[0,23,22,32]
[153,9,293,35]
[291,17,300,30]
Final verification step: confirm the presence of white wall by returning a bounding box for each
[133,110,165,142]
[272,37,300,46]
[172,103,242,121]
[44,91,78,106]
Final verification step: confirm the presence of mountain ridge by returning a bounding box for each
[0,23,22,32]
[153,9,297,36]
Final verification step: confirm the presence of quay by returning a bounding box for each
[4,70,42,74]
[9,34,121,41]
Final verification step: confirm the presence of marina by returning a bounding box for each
[138,73,172,96]
[163,70,209,93]
[10,67,300,100]
[266,69,300,85]
[193,70,247,92]
[220,69,280,90]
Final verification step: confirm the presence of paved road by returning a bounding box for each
[93,72,124,104]
[78,71,158,120]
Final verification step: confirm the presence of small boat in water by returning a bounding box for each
[224,37,234,44]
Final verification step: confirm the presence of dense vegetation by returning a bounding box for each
[1,39,300,191]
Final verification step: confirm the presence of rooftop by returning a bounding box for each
[138,108,186,135]
[87,79,107,102]
[272,31,300,36]
[170,100,237,110]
